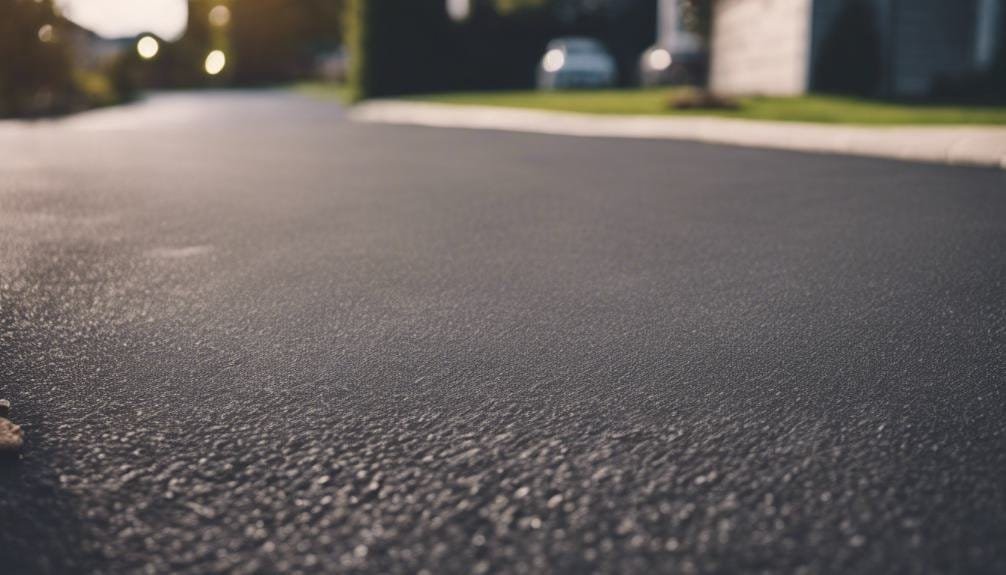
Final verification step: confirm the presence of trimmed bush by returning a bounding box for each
[814,0,882,97]
[347,0,454,100]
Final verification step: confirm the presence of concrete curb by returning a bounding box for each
[349,101,1006,170]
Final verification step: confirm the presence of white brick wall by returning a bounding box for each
[710,0,814,96]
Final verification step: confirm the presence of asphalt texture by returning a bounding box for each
[1,91,1004,574]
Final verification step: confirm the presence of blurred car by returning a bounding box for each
[638,44,707,87]
[537,37,616,90]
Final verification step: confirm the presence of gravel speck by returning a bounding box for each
[0,417,23,453]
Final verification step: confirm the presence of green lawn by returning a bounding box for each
[405,88,1006,126]
[296,83,1006,125]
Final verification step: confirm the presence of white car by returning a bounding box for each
[536,37,617,90]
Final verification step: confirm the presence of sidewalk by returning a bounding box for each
[349,100,1006,169]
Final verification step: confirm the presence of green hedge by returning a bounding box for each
[347,0,454,100]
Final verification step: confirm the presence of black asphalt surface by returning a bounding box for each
[1,91,1004,574]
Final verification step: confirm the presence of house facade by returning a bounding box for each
[708,0,1003,97]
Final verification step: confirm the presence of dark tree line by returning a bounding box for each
[163,0,346,87]
[0,0,73,116]
[347,0,660,100]
[6,0,1003,113]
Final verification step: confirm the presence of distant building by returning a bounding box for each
[709,0,1003,97]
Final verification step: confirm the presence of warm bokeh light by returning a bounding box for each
[137,36,160,60]
[37,24,55,43]
[58,0,187,41]
[204,50,227,76]
[208,4,231,27]
[446,0,471,22]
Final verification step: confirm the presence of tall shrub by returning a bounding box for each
[814,0,882,96]
[347,0,454,100]
[0,0,74,116]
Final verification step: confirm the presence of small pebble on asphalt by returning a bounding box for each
[0,417,24,454]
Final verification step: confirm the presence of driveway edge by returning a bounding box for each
[349,100,1006,170]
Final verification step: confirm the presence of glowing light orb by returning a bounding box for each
[137,35,160,59]
[208,4,231,27]
[542,49,565,73]
[204,50,227,75]
[648,48,672,71]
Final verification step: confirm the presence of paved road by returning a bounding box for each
[1,92,1004,574]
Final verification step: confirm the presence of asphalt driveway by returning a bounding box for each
[1,91,1004,574]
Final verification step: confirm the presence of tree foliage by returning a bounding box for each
[348,0,658,99]
[170,0,346,87]
[347,0,454,99]
[0,0,74,116]
[228,0,345,85]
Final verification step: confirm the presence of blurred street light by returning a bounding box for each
[137,35,160,59]
[204,50,227,75]
[37,24,55,43]
[208,5,231,27]
[446,0,470,22]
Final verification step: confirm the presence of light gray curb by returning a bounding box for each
[350,101,1006,170]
